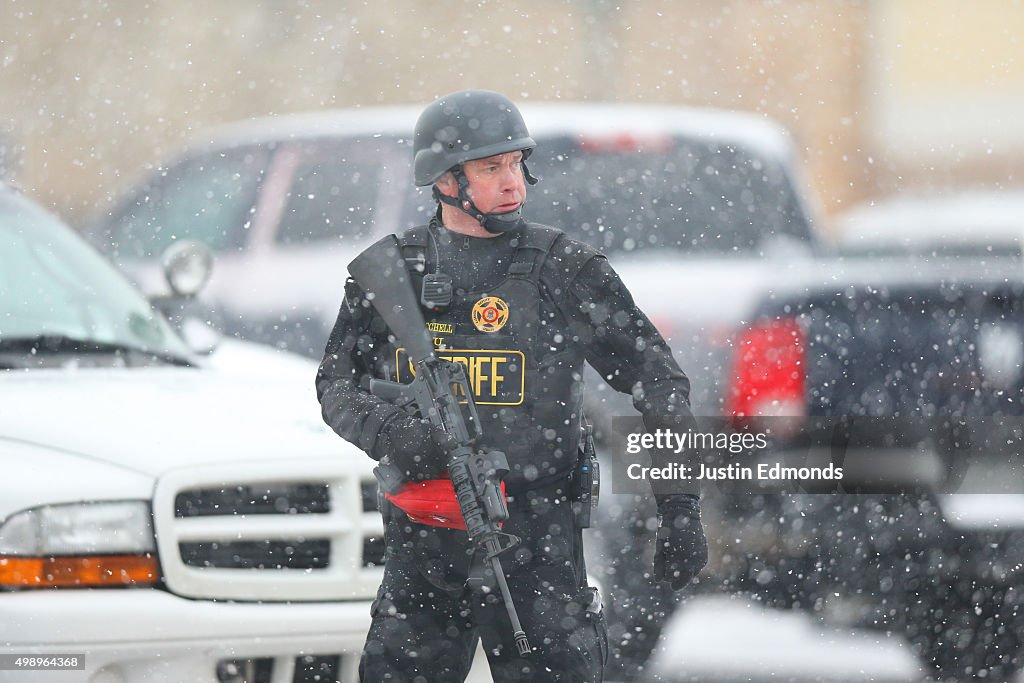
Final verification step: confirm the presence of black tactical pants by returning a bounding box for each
[359,488,608,682]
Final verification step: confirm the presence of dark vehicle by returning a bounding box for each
[721,256,1024,682]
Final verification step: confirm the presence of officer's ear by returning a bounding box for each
[434,171,457,198]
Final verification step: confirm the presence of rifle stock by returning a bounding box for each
[348,235,436,363]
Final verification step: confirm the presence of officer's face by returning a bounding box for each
[445,151,527,214]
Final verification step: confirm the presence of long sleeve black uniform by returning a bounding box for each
[315,225,698,501]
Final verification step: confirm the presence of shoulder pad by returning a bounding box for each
[395,225,430,273]
[396,224,430,249]
[515,223,564,252]
[547,233,605,285]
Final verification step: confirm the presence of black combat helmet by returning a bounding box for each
[413,89,538,234]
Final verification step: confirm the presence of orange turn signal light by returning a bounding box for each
[0,554,160,589]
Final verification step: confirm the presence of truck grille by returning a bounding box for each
[217,654,353,683]
[175,483,331,516]
[180,539,332,570]
[153,459,382,601]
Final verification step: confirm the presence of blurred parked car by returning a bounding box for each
[0,182,383,683]
[837,189,1024,260]
[86,103,824,364]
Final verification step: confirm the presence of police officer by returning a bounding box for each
[316,89,707,682]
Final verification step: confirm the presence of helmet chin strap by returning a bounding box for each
[433,185,524,234]
[433,158,539,235]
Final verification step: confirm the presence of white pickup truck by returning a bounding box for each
[0,183,383,683]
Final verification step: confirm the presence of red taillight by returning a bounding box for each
[727,317,806,419]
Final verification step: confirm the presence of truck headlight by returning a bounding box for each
[0,501,160,589]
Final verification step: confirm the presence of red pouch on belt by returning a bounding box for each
[384,473,506,530]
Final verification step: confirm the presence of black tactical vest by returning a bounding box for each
[381,223,589,493]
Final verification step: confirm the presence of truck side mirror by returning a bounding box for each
[153,240,221,355]
[162,239,213,297]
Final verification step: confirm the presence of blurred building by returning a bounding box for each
[865,0,1024,196]
[0,0,1021,231]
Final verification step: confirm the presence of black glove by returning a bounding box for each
[373,412,454,481]
[654,495,708,590]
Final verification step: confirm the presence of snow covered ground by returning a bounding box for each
[646,595,924,682]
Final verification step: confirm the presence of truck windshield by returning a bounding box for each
[0,187,192,363]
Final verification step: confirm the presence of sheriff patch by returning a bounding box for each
[396,348,525,405]
[471,296,510,333]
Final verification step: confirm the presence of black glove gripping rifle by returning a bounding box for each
[348,235,532,657]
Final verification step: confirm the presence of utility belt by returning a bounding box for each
[377,418,600,530]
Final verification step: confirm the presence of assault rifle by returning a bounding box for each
[348,235,532,657]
